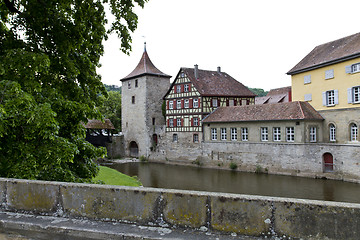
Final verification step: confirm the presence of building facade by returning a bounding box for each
[121,44,171,157]
[287,32,360,144]
[163,65,256,147]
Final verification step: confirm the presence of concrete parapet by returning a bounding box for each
[1,178,360,239]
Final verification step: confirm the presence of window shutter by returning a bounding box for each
[181,99,184,108]
[167,100,169,110]
[198,98,201,108]
[173,100,176,109]
[348,88,353,103]
[234,100,237,106]
[226,99,229,106]
[210,98,213,107]
[345,65,352,74]
[304,94,312,101]
[174,119,177,127]
[181,118,184,127]
[181,85,184,93]
[189,98,193,108]
[322,92,327,106]
[325,69,334,79]
[304,75,311,84]
[191,118,194,126]
[334,90,339,105]
[188,84,192,92]
[167,119,169,127]
[174,85,177,93]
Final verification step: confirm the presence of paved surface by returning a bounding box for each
[0,211,267,240]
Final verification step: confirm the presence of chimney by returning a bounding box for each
[217,66,221,73]
[194,64,198,79]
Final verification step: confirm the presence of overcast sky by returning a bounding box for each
[97,0,360,91]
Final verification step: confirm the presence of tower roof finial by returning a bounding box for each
[144,41,147,52]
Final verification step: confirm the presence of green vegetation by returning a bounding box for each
[94,166,142,186]
[139,155,148,162]
[0,0,147,182]
[99,91,122,133]
[104,84,121,93]
[248,87,268,97]
[229,162,238,170]
[255,164,268,174]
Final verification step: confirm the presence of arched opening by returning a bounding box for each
[129,141,139,158]
[323,153,334,172]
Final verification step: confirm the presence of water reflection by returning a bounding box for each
[107,162,360,203]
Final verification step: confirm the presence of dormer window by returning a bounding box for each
[180,72,185,78]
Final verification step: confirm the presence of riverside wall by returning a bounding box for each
[156,140,360,183]
[1,178,360,239]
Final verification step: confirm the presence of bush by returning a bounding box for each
[139,155,147,162]
[229,162,238,170]
[255,165,263,173]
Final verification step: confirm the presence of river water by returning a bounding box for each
[106,162,360,204]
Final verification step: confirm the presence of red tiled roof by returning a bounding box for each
[267,86,291,96]
[84,119,115,129]
[203,101,323,123]
[182,67,256,97]
[287,32,360,75]
[121,49,171,81]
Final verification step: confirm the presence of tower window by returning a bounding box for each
[132,96,135,104]
[152,118,155,125]
[135,79,138,88]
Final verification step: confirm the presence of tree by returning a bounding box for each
[248,87,268,97]
[0,0,147,182]
[99,91,122,133]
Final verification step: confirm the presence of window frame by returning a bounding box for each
[329,124,336,142]
[173,134,178,142]
[353,86,360,103]
[169,101,174,110]
[241,128,248,141]
[177,100,182,109]
[193,134,199,143]
[231,128,237,141]
[184,84,189,92]
[193,117,199,126]
[212,99,218,108]
[326,90,335,106]
[260,127,268,142]
[176,85,181,93]
[221,128,227,141]
[211,128,217,141]
[310,127,317,142]
[131,96,135,104]
[352,63,360,73]
[177,118,182,127]
[350,123,358,142]
[169,119,174,128]
[273,127,281,142]
[286,127,295,142]
[193,98,199,108]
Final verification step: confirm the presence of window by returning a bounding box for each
[229,100,234,106]
[152,118,155,126]
[132,96,135,104]
[169,119,174,127]
[180,72,185,78]
[128,82,131,89]
[310,127,317,142]
[261,127,268,141]
[273,127,281,141]
[352,63,360,73]
[211,128,217,140]
[350,124,358,142]
[169,101,173,109]
[212,99,218,107]
[177,100,182,109]
[323,90,338,106]
[176,85,181,93]
[193,134,199,143]
[241,128,248,141]
[304,94,312,101]
[304,75,311,84]
[231,128,237,141]
[193,99,199,108]
[325,69,334,80]
[286,127,295,142]
[173,134,178,142]
[221,128,227,141]
[177,118,182,127]
[184,84,189,92]
[135,79,138,88]
[193,117,199,126]
[329,124,336,142]
[348,86,360,104]
[184,99,189,108]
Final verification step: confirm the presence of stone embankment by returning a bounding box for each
[1,177,360,239]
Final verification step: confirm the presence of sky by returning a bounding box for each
[97,0,360,91]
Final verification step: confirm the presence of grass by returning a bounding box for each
[93,166,142,187]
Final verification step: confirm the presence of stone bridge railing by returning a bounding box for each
[1,178,360,239]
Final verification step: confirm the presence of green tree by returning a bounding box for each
[0,0,147,182]
[248,87,268,97]
[99,91,122,133]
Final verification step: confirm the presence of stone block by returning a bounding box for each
[162,190,208,228]
[6,179,59,213]
[210,194,272,236]
[61,184,161,224]
[274,199,360,239]
[0,178,6,206]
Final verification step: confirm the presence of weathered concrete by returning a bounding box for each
[105,135,125,159]
[1,178,360,239]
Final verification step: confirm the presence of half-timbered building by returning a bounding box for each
[163,65,255,143]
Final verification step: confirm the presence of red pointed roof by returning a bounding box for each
[121,46,171,81]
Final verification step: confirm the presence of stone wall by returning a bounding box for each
[1,178,360,239]
[105,135,125,159]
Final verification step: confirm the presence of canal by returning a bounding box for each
[106,162,360,204]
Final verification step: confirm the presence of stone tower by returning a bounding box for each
[121,43,171,158]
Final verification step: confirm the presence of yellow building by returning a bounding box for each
[287,32,360,143]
